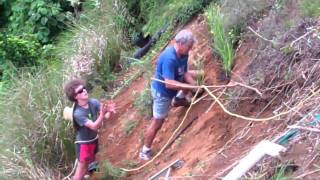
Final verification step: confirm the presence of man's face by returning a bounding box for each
[74,85,88,100]
[178,42,193,55]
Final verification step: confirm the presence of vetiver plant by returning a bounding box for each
[123,119,138,136]
[7,0,71,43]
[193,57,205,85]
[205,4,235,77]
[133,87,153,118]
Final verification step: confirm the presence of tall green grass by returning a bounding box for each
[205,4,234,76]
[0,64,74,179]
[56,0,121,88]
[299,0,320,17]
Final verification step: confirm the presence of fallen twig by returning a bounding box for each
[288,125,320,133]
[290,27,319,47]
[295,168,320,179]
[248,26,274,44]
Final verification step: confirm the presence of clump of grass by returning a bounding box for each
[0,65,74,179]
[133,87,153,117]
[56,0,121,87]
[299,0,320,17]
[205,4,235,77]
[271,166,288,180]
[123,120,138,136]
[0,150,55,179]
[140,0,209,36]
[122,159,139,169]
[101,160,126,179]
[193,57,205,85]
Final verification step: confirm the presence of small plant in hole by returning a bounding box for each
[271,163,297,180]
[122,159,139,169]
[192,57,205,85]
[123,120,138,136]
[133,87,153,117]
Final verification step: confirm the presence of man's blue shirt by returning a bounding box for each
[151,46,188,98]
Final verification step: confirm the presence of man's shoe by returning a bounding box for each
[172,97,191,107]
[139,150,152,161]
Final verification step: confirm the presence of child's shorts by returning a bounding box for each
[75,140,98,163]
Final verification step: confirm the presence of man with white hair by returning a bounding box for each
[139,30,204,160]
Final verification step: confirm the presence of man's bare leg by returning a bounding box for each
[144,118,164,148]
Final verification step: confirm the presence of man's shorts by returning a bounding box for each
[151,88,172,120]
[75,140,98,163]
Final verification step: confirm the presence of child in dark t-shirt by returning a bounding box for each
[64,78,115,180]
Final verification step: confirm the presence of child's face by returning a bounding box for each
[74,85,88,100]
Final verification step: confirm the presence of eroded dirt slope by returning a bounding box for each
[94,11,306,179]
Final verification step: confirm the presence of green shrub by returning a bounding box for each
[205,4,235,76]
[0,65,74,179]
[117,0,210,41]
[299,0,320,17]
[0,33,41,68]
[0,0,12,27]
[0,33,42,87]
[7,0,71,43]
[0,33,60,88]
[141,0,210,36]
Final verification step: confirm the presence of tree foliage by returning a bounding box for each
[0,33,41,67]
[3,0,72,43]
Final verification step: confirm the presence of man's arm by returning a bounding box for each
[164,78,198,90]
[187,70,204,78]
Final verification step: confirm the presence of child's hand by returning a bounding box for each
[101,100,116,114]
[105,101,116,113]
[104,111,112,119]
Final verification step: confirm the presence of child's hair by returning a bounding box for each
[64,78,85,102]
